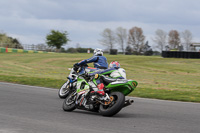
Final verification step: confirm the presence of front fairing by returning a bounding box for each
[76,76,90,94]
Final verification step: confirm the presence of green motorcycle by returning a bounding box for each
[63,66,138,117]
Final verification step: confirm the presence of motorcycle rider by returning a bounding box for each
[89,61,126,79]
[89,61,126,96]
[104,61,126,79]
[73,48,108,73]
[73,48,108,96]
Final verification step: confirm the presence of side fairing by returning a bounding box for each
[105,80,138,96]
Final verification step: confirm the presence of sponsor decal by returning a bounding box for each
[95,74,99,79]
[132,82,137,87]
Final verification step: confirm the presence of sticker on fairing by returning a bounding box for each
[132,82,137,87]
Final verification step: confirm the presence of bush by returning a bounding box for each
[144,49,153,56]
[66,47,94,53]
[110,49,118,55]
[66,48,78,53]
[125,45,132,55]
[77,48,94,53]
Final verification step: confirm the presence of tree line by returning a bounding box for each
[153,29,193,52]
[1,28,193,54]
[99,27,193,55]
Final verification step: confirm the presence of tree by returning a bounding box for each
[182,30,193,51]
[128,27,145,54]
[168,30,180,50]
[0,33,12,47]
[152,29,167,52]
[99,28,116,49]
[46,30,70,51]
[115,27,127,54]
[0,33,23,49]
[141,41,153,56]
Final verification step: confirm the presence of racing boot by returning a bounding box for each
[90,83,105,96]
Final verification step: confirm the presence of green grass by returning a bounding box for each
[0,53,200,102]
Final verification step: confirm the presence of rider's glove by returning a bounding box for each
[73,63,79,71]
[85,72,90,77]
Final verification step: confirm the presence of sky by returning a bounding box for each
[0,0,200,50]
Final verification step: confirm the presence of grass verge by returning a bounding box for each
[0,75,66,89]
[0,53,200,102]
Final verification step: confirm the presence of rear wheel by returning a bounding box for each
[63,92,76,111]
[99,92,125,117]
[58,81,70,99]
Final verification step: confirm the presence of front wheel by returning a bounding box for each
[63,91,76,112]
[99,92,125,117]
[58,81,70,99]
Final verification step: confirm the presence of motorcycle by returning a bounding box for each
[62,65,138,116]
[58,68,78,99]
[58,65,97,99]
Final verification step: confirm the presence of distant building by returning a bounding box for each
[190,43,200,52]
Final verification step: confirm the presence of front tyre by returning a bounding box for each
[99,92,125,117]
[63,92,76,112]
[58,81,70,99]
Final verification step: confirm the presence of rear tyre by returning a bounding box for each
[63,92,76,112]
[99,92,125,117]
[58,81,70,99]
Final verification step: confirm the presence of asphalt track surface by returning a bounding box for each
[0,82,200,133]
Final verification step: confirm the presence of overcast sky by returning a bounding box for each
[0,0,200,50]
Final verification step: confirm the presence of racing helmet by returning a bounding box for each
[109,61,120,69]
[94,48,103,56]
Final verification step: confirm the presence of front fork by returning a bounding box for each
[67,77,77,90]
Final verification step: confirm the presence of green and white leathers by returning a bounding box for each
[62,66,138,117]
[92,68,137,95]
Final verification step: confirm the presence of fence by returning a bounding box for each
[162,51,200,59]
[21,44,48,51]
